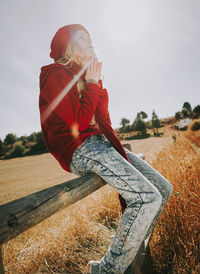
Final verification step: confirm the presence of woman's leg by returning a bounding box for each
[124,148,173,241]
[70,136,162,273]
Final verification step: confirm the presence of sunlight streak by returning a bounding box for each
[41,57,95,124]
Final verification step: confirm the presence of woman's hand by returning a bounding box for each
[85,58,102,84]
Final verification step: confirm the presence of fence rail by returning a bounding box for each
[0,145,153,274]
[0,174,106,246]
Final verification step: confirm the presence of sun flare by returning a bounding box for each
[71,123,79,138]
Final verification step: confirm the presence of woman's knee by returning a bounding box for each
[126,182,162,210]
[125,148,173,201]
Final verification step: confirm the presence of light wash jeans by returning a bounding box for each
[69,135,173,273]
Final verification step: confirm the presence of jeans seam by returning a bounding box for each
[114,203,142,254]
[75,152,144,201]
[74,152,144,255]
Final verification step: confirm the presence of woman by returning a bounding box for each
[39,24,173,274]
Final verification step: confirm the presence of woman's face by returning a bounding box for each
[70,29,95,65]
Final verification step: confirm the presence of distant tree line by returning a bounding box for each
[120,110,162,137]
[1,101,199,160]
[0,132,47,159]
[175,102,200,120]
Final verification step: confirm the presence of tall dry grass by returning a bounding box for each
[150,133,200,273]
[184,122,200,148]
[2,132,200,273]
[3,185,121,273]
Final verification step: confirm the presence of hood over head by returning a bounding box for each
[50,24,89,62]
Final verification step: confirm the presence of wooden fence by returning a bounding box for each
[0,145,155,274]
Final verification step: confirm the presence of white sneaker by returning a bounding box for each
[86,260,101,274]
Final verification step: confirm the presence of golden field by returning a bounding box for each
[0,128,200,273]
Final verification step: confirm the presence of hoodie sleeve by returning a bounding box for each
[40,67,100,130]
[95,82,112,125]
[78,82,100,130]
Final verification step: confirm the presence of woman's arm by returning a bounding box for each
[40,67,100,130]
[78,57,104,130]
[95,87,112,125]
[78,81,100,130]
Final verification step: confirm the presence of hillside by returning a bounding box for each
[0,126,200,273]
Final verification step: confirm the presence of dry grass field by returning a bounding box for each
[150,132,200,273]
[0,128,199,273]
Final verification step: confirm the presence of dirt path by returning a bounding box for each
[122,135,173,164]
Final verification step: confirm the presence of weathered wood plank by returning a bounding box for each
[0,151,145,246]
[0,174,106,245]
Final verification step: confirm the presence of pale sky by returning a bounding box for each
[1,0,200,140]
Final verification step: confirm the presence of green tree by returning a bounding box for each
[183,102,192,113]
[191,120,200,131]
[29,132,47,154]
[192,105,200,118]
[27,132,37,142]
[4,133,17,146]
[133,117,147,135]
[175,111,181,120]
[120,117,130,132]
[152,110,161,135]
[182,107,190,118]
[5,144,25,159]
[19,135,25,142]
[0,138,4,156]
[35,132,46,150]
[19,135,29,146]
[138,111,148,120]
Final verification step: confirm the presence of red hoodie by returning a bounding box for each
[39,62,128,172]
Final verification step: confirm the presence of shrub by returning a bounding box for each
[175,111,181,120]
[190,119,200,131]
[4,133,17,146]
[27,132,37,142]
[152,110,161,131]
[19,135,29,146]
[145,121,153,129]
[182,107,190,118]
[192,105,200,119]
[28,132,47,154]
[133,117,147,135]
[183,101,192,113]
[120,118,131,133]
[5,144,25,159]
[0,138,4,156]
